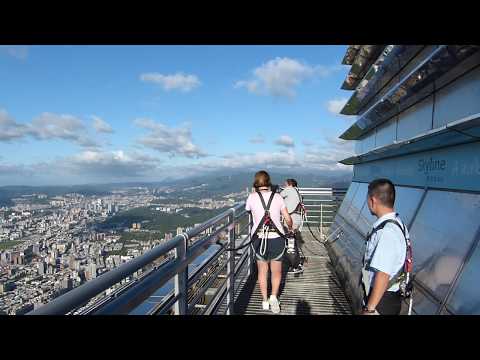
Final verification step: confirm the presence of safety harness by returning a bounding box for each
[283,187,309,264]
[291,187,306,218]
[224,189,289,252]
[362,215,414,314]
[291,187,322,247]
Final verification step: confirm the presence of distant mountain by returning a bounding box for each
[0,170,352,205]
[0,185,112,207]
[157,170,352,197]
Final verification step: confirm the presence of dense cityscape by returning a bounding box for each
[0,184,249,315]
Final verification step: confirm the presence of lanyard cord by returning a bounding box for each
[259,224,268,256]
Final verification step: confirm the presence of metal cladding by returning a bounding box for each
[333,44,480,315]
[341,45,386,90]
[340,45,426,116]
[339,45,480,141]
[341,45,361,65]
[339,113,480,166]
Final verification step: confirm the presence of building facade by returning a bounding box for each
[329,45,480,315]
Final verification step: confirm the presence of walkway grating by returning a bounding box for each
[232,230,352,315]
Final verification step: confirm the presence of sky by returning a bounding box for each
[0,45,357,186]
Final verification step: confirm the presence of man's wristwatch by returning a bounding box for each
[362,305,376,314]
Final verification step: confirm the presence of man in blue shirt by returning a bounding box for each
[361,179,408,315]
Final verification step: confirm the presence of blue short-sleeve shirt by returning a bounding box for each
[364,212,408,292]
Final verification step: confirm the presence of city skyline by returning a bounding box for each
[0,45,356,186]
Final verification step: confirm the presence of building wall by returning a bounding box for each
[353,54,480,156]
[332,47,480,315]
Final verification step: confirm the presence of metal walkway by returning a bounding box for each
[232,230,352,315]
[28,189,350,316]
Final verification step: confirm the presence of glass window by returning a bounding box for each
[341,221,365,261]
[412,286,441,315]
[409,190,480,301]
[440,307,453,315]
[344,183,368,226]
[338,182,359,219]
[357,200,376,236]
[446,241,480,314]
[331,217,364,274]
[356,186,423,237]
[394,187,424,227]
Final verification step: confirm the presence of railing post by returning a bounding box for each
[247,213,252,278]
[174,233,188,315]
[320,202,323,240]
[226,209,235,315]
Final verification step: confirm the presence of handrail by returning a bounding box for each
[28,202,245,315]
[27,187,343,315]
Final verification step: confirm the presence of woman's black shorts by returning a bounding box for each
[251,235,285,262]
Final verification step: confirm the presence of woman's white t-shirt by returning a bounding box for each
[245,191,286,237]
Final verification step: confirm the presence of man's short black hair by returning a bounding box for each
[367,178,395,208]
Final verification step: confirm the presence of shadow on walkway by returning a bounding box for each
[295,299,311,315]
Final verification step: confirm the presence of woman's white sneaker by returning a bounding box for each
[262,300,270,311]
[269,295,281,314]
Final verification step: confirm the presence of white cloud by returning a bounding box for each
[249,134,265,144]
[303,136,354,171]
[275,135,295,148]
[140,72,201,92]
[29,113,99,148]
[0,46,29,60]
[92,116,114,134]
[327,98,348,115]
[64,150,160,178]
[134,118,206,158]
[0,109,29,141]
[209,148,300,169]
[0,138,354,185]
[235,57,341,98]
[0,109,100,148]
[0,149,164,185]
[0,163,33,177]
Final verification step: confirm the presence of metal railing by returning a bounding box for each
[28,202,253,315]
[298,188,346,238]
[27,186,346,315]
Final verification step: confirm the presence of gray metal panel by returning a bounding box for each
[352,140,480,192]
[341,45,426,116]
[359,46,438,118]
[340,45,480,140]
[434,66,480,128]
[361,130,376,153]
[396,95,434,141]
[374,117,397,148]
[341,113,480,166]
[342,45,361,65]
[354,140,362,155]
[341,45,386,90]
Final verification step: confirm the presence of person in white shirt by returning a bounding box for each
[280,179,303,231]
[361,178,408,315]
[245,170,293,314]
[280,179,304,273]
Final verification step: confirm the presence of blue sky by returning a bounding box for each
[0,45,356,186]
